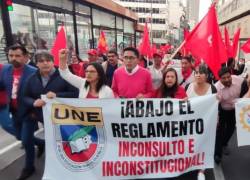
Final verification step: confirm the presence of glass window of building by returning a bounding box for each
[31,0,72,11]
[136,32,142,47]
[76,15,92,60]
[124,34,133,48]
[117,31,124,55]
[93,28,100,48]
[9,4,36,53]
[0,8,7,63]
[124,19,135,47]
[92,9,115,28]
[75,3,90,15]
[103,29,116,51]
[34,9,56,50]
[116,16,123,30]
[93,28,116,54]
[124,19,134,34]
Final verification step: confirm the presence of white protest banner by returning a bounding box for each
[235,98,250,146]
[42,95,218,180]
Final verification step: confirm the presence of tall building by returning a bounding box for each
[217,0,250,59]
[186,0,200,29]
[168,0,187,45]
[113,0,169,44]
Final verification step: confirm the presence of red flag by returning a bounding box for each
[184,4,227,79]
[160,44,171,53]
[241,38,250,53]
[139,23,151,57]
[232,28,240,58]
[150,44,157,58]
[184,28,190,39]
[224,27,232,58]
[51,26,67,66]
[97,31,108,54]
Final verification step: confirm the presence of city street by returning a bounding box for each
[0,127,249,180]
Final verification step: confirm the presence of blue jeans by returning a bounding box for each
[0,106,16,136]
[21,119,45,170]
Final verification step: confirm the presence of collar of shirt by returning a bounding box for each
[125,65,139,75]
[41,68,56,87]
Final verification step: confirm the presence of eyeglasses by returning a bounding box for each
[123,56,137,61]
[85,70,97,74]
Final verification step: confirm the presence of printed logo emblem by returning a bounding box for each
[239,105,250,132]
[51,104,105,171]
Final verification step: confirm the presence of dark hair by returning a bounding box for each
[218,66,231,78]
[181,56,192,63]
[7,44,28,55]
[195,64,208,75]
[84,62,107,92]
[159,68,179,98]
[123,47,139,58]
[34,50,54,63]
[108,49,118,57]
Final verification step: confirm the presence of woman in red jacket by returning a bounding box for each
[156,67,187,99]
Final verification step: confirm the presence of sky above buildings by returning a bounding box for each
[199,0,212,20]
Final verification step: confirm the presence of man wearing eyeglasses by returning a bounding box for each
[112,47,153,98]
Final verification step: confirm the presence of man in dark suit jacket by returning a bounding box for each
[23,50,78,123]
[0,44,39,180]
[0,64,15,135]
[22,50,78,179]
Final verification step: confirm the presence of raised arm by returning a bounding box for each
[58,49,85,89]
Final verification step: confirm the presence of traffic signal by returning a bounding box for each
[5,0,13,11]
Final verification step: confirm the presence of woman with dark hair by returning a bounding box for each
[59,49,114,98]
[156,68,187,99]
[185,64,217,180]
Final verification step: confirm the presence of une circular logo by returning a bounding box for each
[55,125,105,172]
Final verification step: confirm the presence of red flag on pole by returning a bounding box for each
[184,28,190,39]
[97,30,108,54]
[150,44,157,58]
[241,38,250,53]
[224,27,232,58]
[232,28,241,58]
[184,4,227,79]
[51,26,67,66]
[139,23,151,57]
[160,44,171,54]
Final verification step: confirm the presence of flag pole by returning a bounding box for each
[169,40,186,60]
[161,40,186,72]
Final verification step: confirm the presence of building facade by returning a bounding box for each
[217,0,250,59]
[186,0,199,29]
[113,0,169,44]
[0,0,143,63]
[167,0,187,46]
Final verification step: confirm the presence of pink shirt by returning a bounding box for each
[112,66,153,98]
[215,75,244,110]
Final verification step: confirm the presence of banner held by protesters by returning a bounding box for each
[42,95,218,180]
